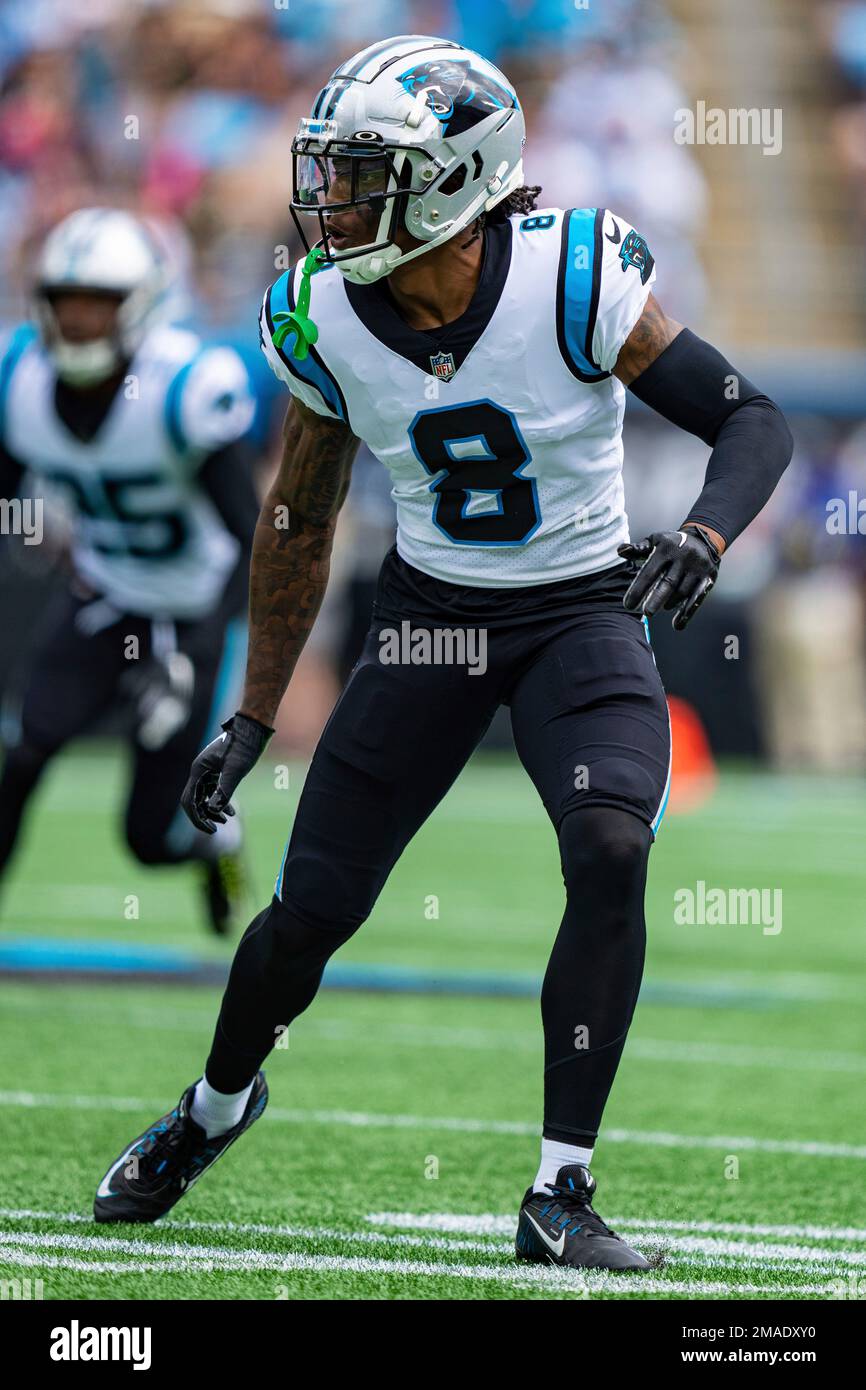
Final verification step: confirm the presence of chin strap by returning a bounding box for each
[271,248,324,360]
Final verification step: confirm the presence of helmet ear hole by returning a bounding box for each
[439,163,467,196]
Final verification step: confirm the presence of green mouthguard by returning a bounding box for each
[271,247,325,360]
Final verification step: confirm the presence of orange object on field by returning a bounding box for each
[666,695,716,815]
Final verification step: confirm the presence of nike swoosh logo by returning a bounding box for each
[525,1211,566,1258]
[96,1140,141,1199]
[605,217,622,245]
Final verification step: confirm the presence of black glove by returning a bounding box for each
[181,712,274,834]
[618,525,721,631]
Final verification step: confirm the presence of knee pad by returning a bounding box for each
[558,806,651,892]
[241,896,355,984]
[278,844,381,934]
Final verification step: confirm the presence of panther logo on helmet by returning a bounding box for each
[396,59,517,137]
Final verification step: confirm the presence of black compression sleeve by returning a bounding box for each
[627,327,793,546]
[198,439,259,547]
[198,439,260,618]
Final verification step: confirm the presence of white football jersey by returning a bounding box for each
[0,323,255,619]
[260,207,655,587]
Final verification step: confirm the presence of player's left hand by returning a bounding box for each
[181,712,274,834]
[618,526,721,631]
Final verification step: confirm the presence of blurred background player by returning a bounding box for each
[0,207,259,935]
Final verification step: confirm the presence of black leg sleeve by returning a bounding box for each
[0,743,52,877]
[541,807,650,1144]
[205,898,355,1093]
[204,614,500,1092]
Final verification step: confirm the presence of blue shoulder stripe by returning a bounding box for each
[555,208,609,383]
[0,323,37,439]
[265,270,348,423]
[164,352,203,454]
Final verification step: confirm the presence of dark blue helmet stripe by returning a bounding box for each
[334,36,411,80]
[312,85,331,118]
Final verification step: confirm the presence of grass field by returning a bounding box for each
[1,746,865,1301]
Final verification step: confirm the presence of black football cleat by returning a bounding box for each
[94,1072,268,1224]
[201,850,247,937]
[516,1164,650,1271]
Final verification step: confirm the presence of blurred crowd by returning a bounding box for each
[825,0,866,224]
[0,0,705,373]
[1,0,865,768]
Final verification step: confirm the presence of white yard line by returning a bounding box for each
[7,989,866,1075]
[366,1212,866,1245]
[1,1209,861,1274]
[367,1210,866,1244]
[4,989,866,1074]
[0,1209,511,1261]
[0,1229,657,1294]
[2,1087,865,1160]
[0,1234,838,1298]
[1,984,866,1067]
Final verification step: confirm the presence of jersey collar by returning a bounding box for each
[342,219,513,381]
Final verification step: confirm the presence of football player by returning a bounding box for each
[0,208,258,935]
[94,40,792,1268]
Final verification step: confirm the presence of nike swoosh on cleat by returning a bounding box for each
[96,1140,142,1200]
[524,1211,566,1258]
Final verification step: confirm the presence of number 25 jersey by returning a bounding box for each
[260,207,655,589]
[1,325,255,619]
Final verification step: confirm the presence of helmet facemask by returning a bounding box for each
[35,288,129,388]
[290,125,446,284]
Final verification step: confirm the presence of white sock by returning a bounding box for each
[190,1076,254,1139]
[533,1138,594,1194]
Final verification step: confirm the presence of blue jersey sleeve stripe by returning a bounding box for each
[555,208,609,384]
[0,323,37,440]
[266,271,348,423]
[164,357,198,453]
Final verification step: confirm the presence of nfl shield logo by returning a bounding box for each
[430,350,456,382]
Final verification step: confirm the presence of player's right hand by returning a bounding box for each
[181,712,274,834]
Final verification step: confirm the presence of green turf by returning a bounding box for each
[0,747,864,1299]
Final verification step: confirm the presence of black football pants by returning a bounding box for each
[0,588,240,876]
[207,552,670,1144]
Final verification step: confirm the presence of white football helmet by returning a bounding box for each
[290,35,525,284]
[34,208,171,385]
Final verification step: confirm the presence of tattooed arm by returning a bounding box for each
[613,293,684,389]
[238,399,360,726]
